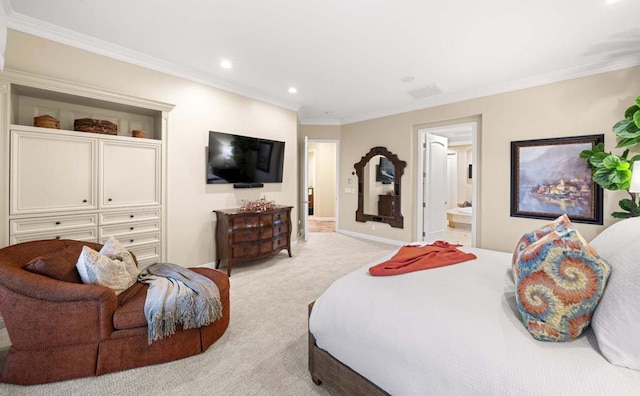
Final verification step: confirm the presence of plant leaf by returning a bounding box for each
[617,162,631,171]
[613,118,634,134]
[612,211,632,219]
[619,199,633,211]
[635,110,640,128]
[625,105,640,119]
[589,152,610,168]
[603,155,623,169]
[636,95,640,108]
[616,136,640,148]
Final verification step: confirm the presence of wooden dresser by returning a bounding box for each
[213,206,293,276]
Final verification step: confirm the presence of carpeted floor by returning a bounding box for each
[0,233,397,395]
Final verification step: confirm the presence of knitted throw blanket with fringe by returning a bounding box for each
[137,263,223,344]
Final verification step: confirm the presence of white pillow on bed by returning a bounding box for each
[590,217,640,371]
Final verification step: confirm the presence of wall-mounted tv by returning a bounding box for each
[376,156,394,184]
[207,131,285,185]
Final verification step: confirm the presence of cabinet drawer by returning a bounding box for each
[100,208,161,224]
[259,214,273,227]
[10,227,98,245]
[233,230,259,243]
[232,216,259,229]
[273,235,288,250]
[10,214,98,235]
[232,244,259,258]
[128,243,161,269]
[273,223,288,237]
[273,210,289,223]
[100,220,160,238]
[260,241,273,254]
[101,231,160,247]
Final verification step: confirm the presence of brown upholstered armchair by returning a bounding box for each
[0,239,230,385]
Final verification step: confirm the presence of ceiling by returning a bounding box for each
[4,0,640,125]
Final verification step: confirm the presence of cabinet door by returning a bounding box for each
[10,130,97,215]
[100,140,161,208]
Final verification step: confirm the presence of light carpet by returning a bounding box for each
[0,233,397,395]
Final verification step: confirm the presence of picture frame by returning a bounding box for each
[256,141,273,172]
[510,134,604,225]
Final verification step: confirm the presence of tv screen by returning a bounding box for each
[207,131,285,184]
[376,156,394,184]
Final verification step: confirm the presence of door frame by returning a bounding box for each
[416,121,479,246]
[305,138,340,234]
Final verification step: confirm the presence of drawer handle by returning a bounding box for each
[130,227,134,231]
[108,198,113,202]
[278,227,281,232]
[82,199,87,203]
[277,240,281,245]
[130,215,135,218]
[55,221,61,225]
[243,248,248,253]
[55,236,61,240]
[130,239,134,243]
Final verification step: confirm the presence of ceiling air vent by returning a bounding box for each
[407,83,442,99]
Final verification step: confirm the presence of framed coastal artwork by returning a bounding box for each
[510,134,604,225]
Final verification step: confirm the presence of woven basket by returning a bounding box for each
[34,115,60,129]
[132,130,146,138]
[74,118,118,135]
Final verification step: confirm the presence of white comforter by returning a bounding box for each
[309,246,640,395]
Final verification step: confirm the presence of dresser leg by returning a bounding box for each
[287,248,292,257]
[215,259,221,269]
[227,264,232,277]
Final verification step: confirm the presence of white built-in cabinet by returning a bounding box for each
[0,70,172,268]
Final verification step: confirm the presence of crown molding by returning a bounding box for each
[6,12,300,113]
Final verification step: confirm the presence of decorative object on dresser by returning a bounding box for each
[132,129,146,138]
[214,205,293,276]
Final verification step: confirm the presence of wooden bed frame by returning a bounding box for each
[308,302,389,396]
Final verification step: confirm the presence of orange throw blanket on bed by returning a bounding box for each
[369,241,477,276]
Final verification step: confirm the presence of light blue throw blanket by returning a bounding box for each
[137,263,223,344]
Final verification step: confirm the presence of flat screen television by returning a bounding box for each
[376,156,394,184]
[207,131,285,185]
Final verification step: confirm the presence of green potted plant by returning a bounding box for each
[580,95,640,218]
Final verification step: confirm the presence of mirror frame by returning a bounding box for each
[355,146,407,228]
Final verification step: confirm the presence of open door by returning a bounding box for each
[423,133,448,241]
[302,136,309,241]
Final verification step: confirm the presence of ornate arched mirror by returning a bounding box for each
[355,146,407,228]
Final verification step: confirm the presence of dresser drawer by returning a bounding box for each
[128,243,161,269]
[10,214,98,235]
[99,220,160,238]
[273,235,288,250]
[100,208,161,225]
[232,244,259,258]
[10,227,98,245]
[273,210,289,223]
[101,231,160,247]
[233,230,259,243]
[232,216,259,229]
[273,223,288,237]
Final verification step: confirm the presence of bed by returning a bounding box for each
[308,218,640,395]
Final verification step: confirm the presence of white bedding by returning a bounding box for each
[309,245,640,395]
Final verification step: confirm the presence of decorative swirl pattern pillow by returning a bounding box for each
[512,214,572,282]
[514,227,610,342]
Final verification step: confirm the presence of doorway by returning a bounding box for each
[416,122,478,246]
[305,140,339,234]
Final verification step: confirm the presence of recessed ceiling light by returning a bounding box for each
[220,59,233,69]
[288,87,298,94]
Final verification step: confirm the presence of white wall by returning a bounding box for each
[4,30,298,266]
[306,66,640,252]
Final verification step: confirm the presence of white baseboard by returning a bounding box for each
[338,229,405,247]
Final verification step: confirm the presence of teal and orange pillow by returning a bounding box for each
[514,226,610,342]
[512,214,572,282]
